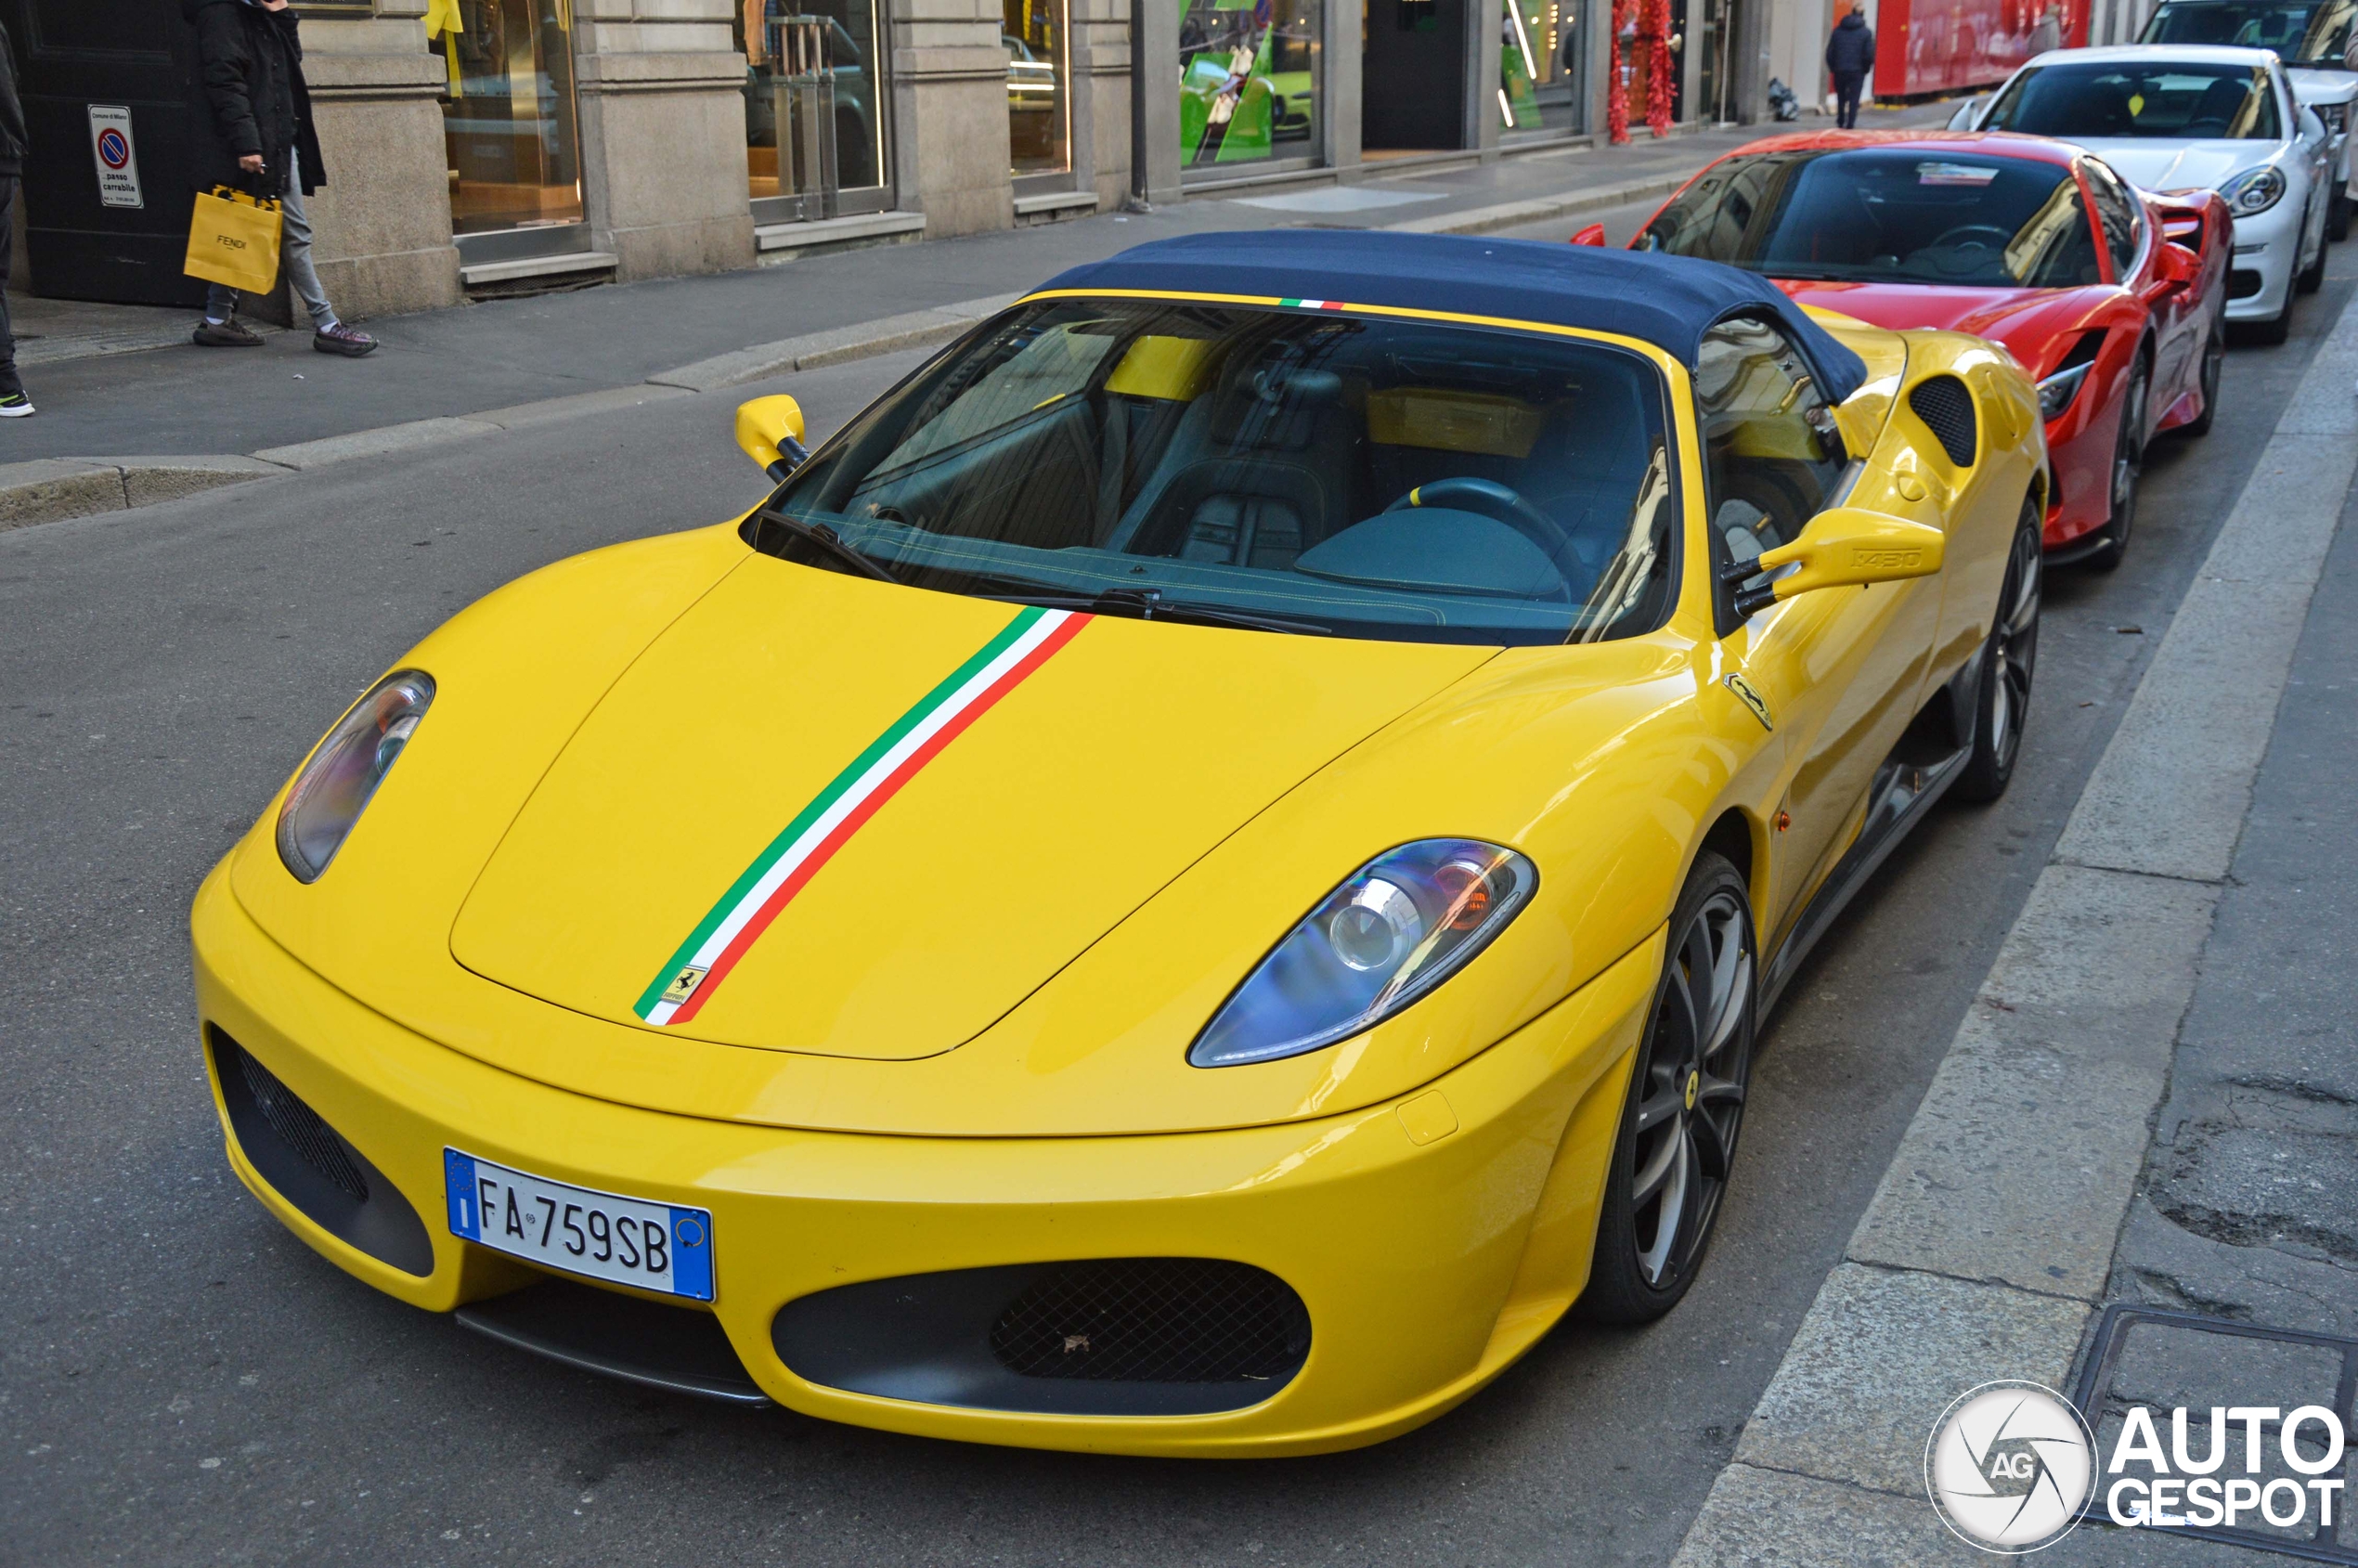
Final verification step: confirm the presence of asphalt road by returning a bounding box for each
[5,268,2352,1566]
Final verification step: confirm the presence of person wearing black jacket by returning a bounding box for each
[184,0,376,356]
[0,19,32,415]
[1825,3,1875,129]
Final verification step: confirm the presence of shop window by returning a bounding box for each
[736,0,889,219]
[1182,0,1322,167]
[1006,0,1070,176]
[1501,0,1583,134]
[429,0,584,240]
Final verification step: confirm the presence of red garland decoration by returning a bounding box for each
[1639,0,1673,137]
[1607,0,1632,144]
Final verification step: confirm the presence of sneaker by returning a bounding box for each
[193,317,264,348]
[312,323,378,357]
[0,391,32,418]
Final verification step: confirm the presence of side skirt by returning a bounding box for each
[1756,730,1974,1018]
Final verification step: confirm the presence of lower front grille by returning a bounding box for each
[208,1026,433,1276]
[236,1046,369,1202]
[773,1257,1314,1417]
[991,1258,1310,1383]
[2229,268,2265,300]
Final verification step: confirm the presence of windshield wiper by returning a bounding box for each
[979,587,1330,635]
[753,508,898,585]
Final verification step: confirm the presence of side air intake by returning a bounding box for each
[1909,376,1977,467]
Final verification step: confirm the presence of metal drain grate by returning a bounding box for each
[1909,375,1978,467]
[2069,1303,2358,1563]
[990,1258,1311,1384]
[233,1042,369,1203]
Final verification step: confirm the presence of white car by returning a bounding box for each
[2136,0,2358,238]
[1964,45,2333,342]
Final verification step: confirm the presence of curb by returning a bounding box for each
[1667,285,2358,1564]
[0,455,283,530]
[1386,171,1691,237]
[1,293,1025,530]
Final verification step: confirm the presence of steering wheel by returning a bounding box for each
[1384,477,1574,561]
[1928,224,2014,252]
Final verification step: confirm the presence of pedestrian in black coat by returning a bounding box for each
[0,20,32,415]
[1826,4,1876,129]
[184,0,377,355]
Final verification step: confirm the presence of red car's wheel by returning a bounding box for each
[2183,296,2226,439]
[2083,351,2149,573]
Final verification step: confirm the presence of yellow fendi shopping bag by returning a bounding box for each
[183,186,281,293]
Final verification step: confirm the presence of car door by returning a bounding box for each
[1695,318,1944,947]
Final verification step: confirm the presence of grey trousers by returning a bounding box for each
[206,148,335,329]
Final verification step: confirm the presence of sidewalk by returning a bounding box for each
[1670,277,2358,1566]
[0,102,1950,476]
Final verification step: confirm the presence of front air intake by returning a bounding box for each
[990,1258,1312,1384]
[208,1027,433,1275]
[1909,376,1978,467]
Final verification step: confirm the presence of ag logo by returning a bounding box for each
[1925,1380,2095,1553]
[1723,672,1773,732]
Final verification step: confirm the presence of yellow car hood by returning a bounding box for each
[450,554,1494,1060]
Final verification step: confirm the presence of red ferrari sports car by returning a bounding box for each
[1618,131,2231,568]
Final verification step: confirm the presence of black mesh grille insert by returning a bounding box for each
[234,1043,369,1203]
[1909,375,1977,467]
[990,1259,1311,1383]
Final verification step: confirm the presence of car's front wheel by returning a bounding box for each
[2299,216,2328,293]
[1953,502,2041,804]
[2183,295,2227,438]
[1580,852,1756,1325]
[2329,185,2351,242]
[2083,351,2148,572]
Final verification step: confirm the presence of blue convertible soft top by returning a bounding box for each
[1037,229,1871,404]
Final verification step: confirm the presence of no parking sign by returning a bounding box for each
[87,105,143,209]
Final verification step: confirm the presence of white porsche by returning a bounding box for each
[1967,45,2334,342]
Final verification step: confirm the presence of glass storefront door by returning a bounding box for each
[1004,0,1069,175]
[430,0,585,247]
[737,0,890,221]
[1181,0,1322,168]
[1500,0,1585,134]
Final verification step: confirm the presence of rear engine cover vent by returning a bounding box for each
[991,1258,1311,1383]
[1909,375,1978,467]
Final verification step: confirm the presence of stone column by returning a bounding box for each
[1471,0,1503,153]
[292,6,462,319]
[1075,0,1132,209]
[573,0,757,279]
[1133,0,1183,203]
[1322,0,1362,175]
[888,0,1014,237]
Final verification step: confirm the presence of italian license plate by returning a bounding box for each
[443,1149,713,1302]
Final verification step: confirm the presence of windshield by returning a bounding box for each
[1982,59,2283,138]
[755,298,1681,646]
[2141,0,2354,64]
[1639,149,2102,287]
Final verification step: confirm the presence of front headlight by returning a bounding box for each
[1188,838,1537,1068]
[275,669,435,882]
[2037,361,2095,421]
[2220,164,2287,216]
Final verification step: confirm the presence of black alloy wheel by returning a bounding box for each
[2085,353,2148,573]
[2183,296,2227,438]
[1580,853,1756,1324]
[1954,502,2042,803]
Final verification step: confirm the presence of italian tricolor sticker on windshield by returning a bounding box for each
[632,604,1089,1028]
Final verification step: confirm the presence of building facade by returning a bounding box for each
[8,0,2158,321]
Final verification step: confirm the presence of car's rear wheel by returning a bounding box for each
[2183,296,2227,438]
[2083,352,2148,573]
[1580,853,1755,1325]
[1953,503,2041,804]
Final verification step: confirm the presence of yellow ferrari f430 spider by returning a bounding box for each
[193,232,2046,1457]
